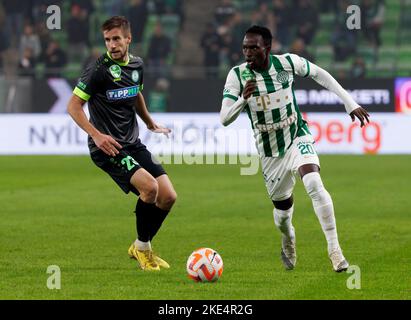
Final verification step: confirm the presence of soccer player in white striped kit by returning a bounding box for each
[220,26,370,272]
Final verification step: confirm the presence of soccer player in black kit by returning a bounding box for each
[67,16,177,271]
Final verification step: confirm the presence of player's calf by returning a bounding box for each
[302,172,341,254]
[273,205,296,270]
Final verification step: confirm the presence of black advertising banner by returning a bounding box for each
[2,78,395,113]
[169,78,395,113]
[294,78,394,113]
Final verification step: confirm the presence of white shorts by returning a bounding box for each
[261,135,320,201]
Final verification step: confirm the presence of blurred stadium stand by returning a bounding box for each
[0,0,410,88]
[0,0,411,112]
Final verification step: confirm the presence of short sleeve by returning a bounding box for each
[222,68,242,101]
[289,54,312,78]
[73,63,99,101]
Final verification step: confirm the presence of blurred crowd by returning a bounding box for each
[0,0,182,77]
[0,0,387,80]
[200,0,386,79]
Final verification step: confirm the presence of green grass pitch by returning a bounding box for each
[0,155,410,300]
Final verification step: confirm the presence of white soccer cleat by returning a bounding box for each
[329,248,349,272]
[280,228,296,270]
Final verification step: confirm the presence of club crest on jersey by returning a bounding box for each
[132,70,139,82]
[241,69,255,81]
[109,65,122,79]
[276,70,289,84]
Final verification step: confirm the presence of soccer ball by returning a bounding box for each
[186,248,223,282]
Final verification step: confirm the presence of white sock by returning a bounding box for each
[273,205,295,239]
[302,172,340,254]
[135,239,151,251]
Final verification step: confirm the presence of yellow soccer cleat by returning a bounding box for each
[152,252,170,269]
[128,244,160,271]
[128,243,136,258]
[128,243,170,269]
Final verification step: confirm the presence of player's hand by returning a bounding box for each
[349,107,370,128]
[148,123,172,138]
[243,80,257,99]
[93,132,122,156]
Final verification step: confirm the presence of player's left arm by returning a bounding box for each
[290,54,370,127]
[134,92,171,136]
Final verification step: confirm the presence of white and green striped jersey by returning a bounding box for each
[223,54,312,157]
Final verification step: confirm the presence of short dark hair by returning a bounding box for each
[101,16,131,36]
[245,25,272,46]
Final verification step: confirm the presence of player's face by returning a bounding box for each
[103,27,131,62]
[242,33,270,71]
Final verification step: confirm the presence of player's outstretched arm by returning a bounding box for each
[290,54,370,127]
[134,92,171,137]
[67,95,122,156]
[309,62,370,127]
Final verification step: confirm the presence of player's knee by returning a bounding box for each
[302,172,330,203]
[140,180,159,203]
[159,190,177,210]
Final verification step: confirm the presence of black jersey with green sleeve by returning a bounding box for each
[73,52,144,153]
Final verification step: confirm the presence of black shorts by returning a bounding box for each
[90,143,166,195]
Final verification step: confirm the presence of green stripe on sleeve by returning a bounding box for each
[303,59,310,77]
[223,94,238,101]
[233,67,243,96]
[73,87,91,101]
[285,55,295,75]
[271,108,285,156]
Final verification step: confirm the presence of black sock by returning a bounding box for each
[135,198,155,242]
[149,206,169,241]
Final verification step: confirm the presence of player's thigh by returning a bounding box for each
[90,149,143,195]
[290,135,320,176]
[261,155,295,201]
[130,167,158,197]
[130,143,166,179]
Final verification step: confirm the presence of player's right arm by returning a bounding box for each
[67,63,122,156]
[220,68,255,126]
[67,95,121,156]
